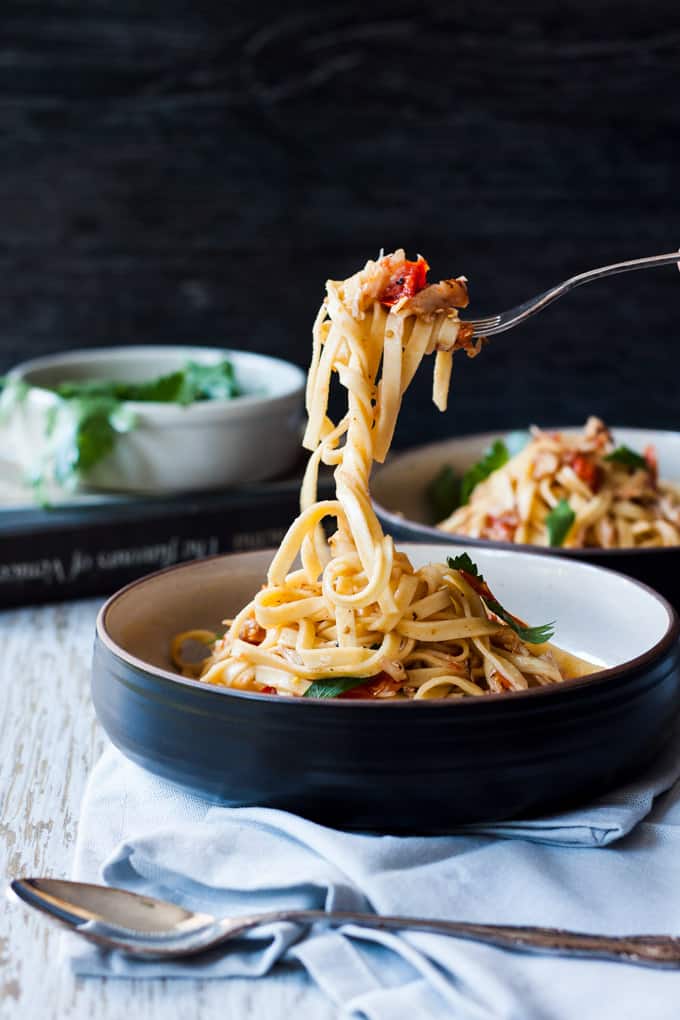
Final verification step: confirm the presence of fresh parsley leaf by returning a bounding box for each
[55,376,184,402]
[178,360,241,403]
[604,445,648,472]
[426,465,461,521]
[545,499,576,547]
[428,437,526,520]
[502,619,555,645]
[54,359,240,406]
[460,440,510,504]
[303,676,369,698]
[448,551,482,578]
[122,371,186,403]
[447,553,555,644]
[51,397,119,485]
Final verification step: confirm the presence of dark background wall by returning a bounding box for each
[1,1,679,448]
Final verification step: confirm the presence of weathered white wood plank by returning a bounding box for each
[0,599,333,1019]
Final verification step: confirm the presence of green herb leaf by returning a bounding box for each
[448,551,482,578]
[545,498,576,547]
[51,397,119,485]
[54,359,240,406]
[604,445,648,471]
[447,554,555,644]
[426,465,461,521]
[178,360,241,404]
[500,618,556,645]
[118,371,186,403]
[55,371,181,403]
[303,676,369,698]
[460,439,510,504]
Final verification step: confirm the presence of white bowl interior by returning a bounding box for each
[11,345,305,403]
[373,426,680,528]
[101,544,674,682]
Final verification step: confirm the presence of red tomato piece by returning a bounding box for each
[378,256,429,307]
[484,511,519,543]
[260,685,277,695]
[569,453,602,493]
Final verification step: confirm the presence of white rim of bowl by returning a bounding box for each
[8,346,306,422]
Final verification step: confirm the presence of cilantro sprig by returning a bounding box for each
[447,552,555,644]
[604,445,648,472]
[427,438,518,521]
[460,439,510,504]
[545,499,575,547]
[54,359,240,407]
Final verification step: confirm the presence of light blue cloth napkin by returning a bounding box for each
[67,731,680,1019]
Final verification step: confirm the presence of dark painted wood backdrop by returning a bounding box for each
[2,1,679,448]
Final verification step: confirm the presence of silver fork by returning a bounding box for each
[464,251,680,337]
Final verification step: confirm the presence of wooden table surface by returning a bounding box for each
[0,598,335,1019]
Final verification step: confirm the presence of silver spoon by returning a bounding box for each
[8,876,680,967]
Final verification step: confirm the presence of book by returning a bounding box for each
[0,465,333,608]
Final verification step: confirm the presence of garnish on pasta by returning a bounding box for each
[172,251,595,699]
[436,417,680,549]
[446,554,555,644]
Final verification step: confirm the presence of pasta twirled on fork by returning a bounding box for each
[172,252,595,699]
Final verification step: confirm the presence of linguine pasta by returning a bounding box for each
[439,418,680,549]
[172,252,594,699]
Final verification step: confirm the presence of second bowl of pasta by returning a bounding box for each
[372,422,680,607]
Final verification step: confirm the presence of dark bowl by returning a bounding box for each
[93,545,680,834]
[372,426,680,610]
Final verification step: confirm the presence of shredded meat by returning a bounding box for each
[660,495,680,526]
[532,451,559,480]
[617,469,656,500]
[406,277,470,318]
[582,416,612,451]
[450,321,485,358]
[239,619,266,645]
[492,629,528,655]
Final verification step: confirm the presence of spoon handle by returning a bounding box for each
[277,910,680,969]
[10,878,680,968]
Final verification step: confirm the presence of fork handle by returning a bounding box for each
[274,910,680,968]
[566,251,680,288]
[474,251,680,336]
[529,252,680,325]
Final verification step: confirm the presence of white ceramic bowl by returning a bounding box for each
[5,346,306,493]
